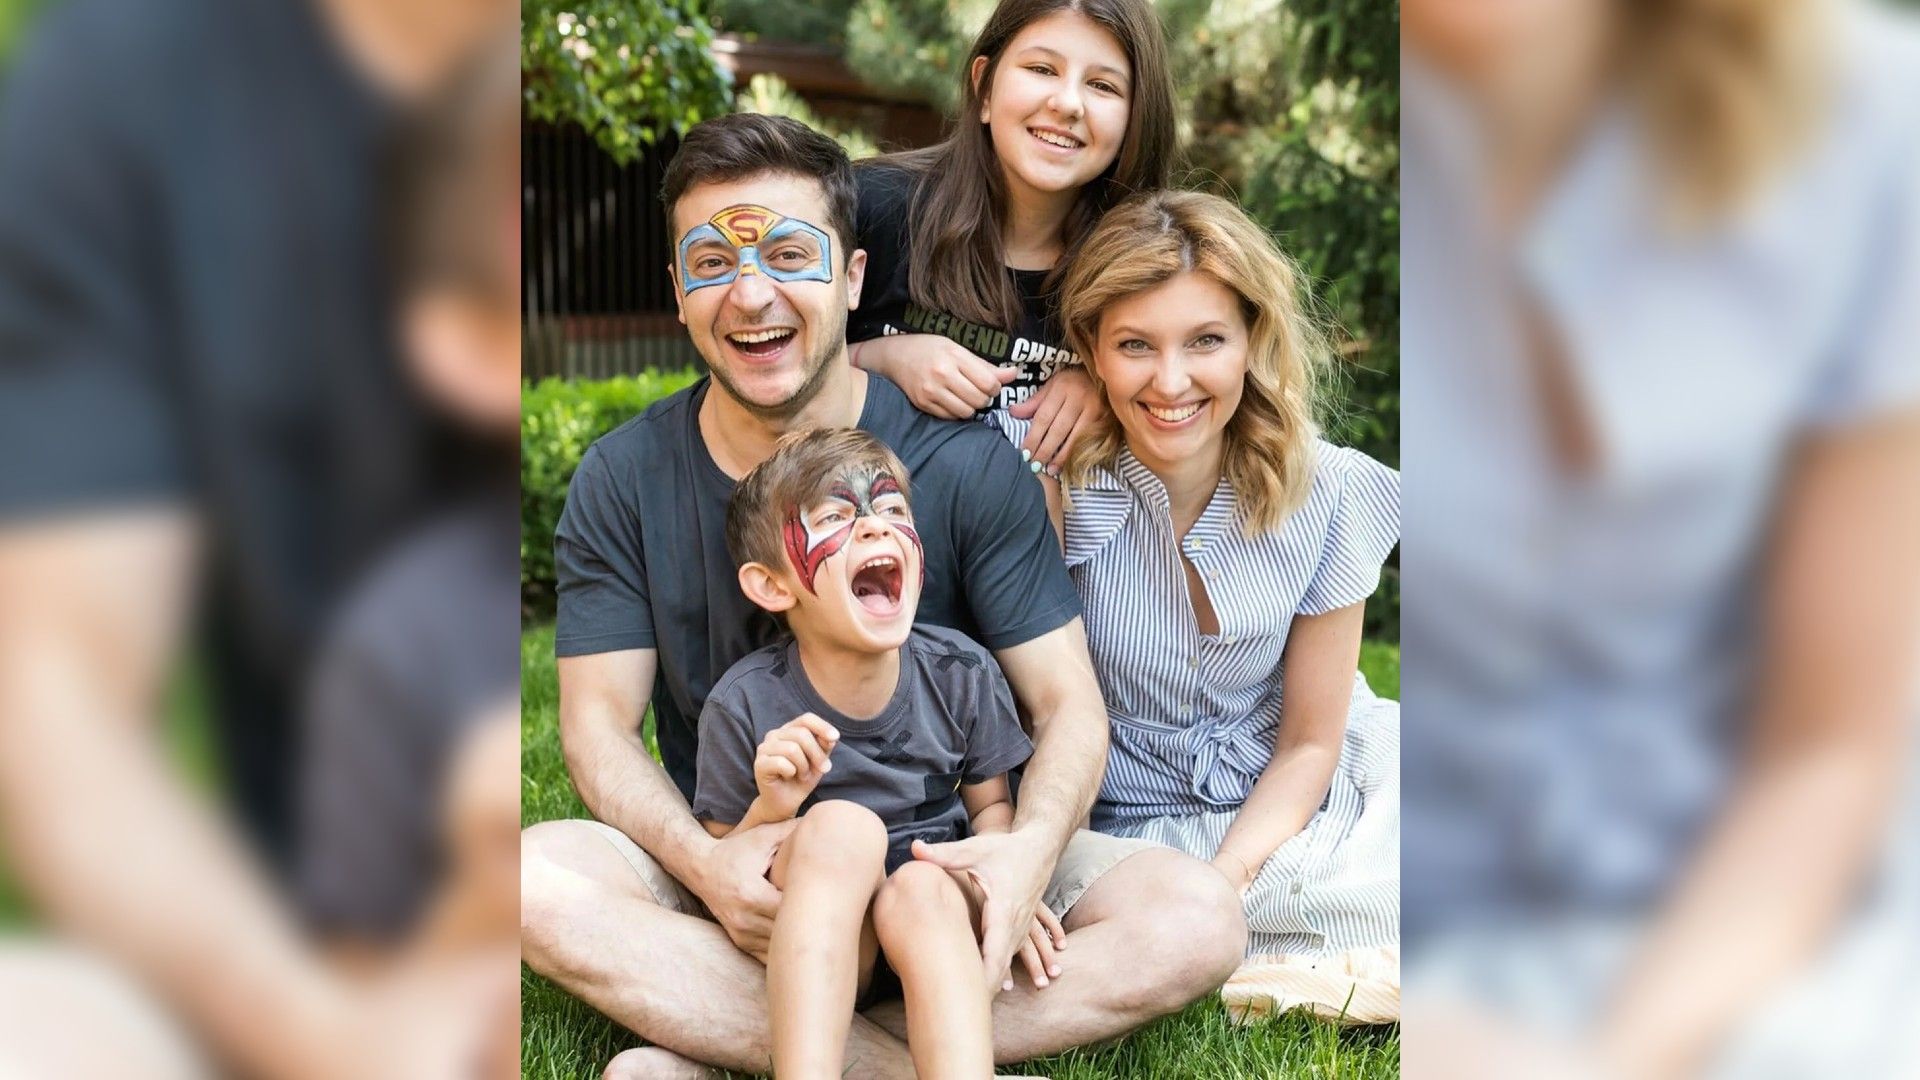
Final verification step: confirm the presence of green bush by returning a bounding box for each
[521,370,704,615]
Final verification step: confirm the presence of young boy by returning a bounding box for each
[694,428,1061,1080]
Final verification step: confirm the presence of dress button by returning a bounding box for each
[1288,881,1303,896]
[1224,635,1238,645]
[1188,656,1200,669]
[1206,570,1221,582]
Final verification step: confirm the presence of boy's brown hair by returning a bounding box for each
[726,428,914,573]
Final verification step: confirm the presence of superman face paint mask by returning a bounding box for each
[782,469,924,598]
[678,204,835,293]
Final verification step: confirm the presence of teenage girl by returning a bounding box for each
[847,0,1180,528]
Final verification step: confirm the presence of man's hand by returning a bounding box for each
[690,819,798,962]
[1010,365,1102,472]
[911,829,1057,993]
[753,713,840,821]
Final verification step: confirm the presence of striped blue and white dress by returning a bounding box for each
[1064,441,1401,957]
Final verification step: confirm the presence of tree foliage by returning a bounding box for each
[521,0,734,165]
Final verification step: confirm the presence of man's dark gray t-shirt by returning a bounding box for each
[692,626,1033,871]
[553,374,1081,801]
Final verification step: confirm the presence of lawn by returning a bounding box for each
[521,624,1402,1079]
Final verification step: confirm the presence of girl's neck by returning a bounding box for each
[794,634,902,721]
[1000,178,1076,270]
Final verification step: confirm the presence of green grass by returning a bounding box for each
[521,624,1401,1079]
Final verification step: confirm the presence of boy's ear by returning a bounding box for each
[739,561,798,614]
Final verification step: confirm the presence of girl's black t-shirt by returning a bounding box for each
[848,163,1081,416]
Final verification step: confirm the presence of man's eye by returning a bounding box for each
[771,248,809,264]
[695,256,727,272]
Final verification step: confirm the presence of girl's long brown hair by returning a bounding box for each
[865,0,1179,330]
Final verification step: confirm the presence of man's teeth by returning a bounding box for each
[1031,129,1082,149]
[1144,401,1204,423]
[728,329,793,344]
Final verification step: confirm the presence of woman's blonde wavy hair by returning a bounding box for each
[1059,190,1329,536]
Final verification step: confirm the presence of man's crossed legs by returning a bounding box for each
[521,816,1247,1078]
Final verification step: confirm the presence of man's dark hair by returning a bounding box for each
[659,113,858,259]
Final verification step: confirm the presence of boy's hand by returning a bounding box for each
[753,713,839,819]
[1016,900,1068,990]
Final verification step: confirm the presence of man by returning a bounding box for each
[519,112,1247,1077]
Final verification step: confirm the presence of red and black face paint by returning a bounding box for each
[780,468,923,595]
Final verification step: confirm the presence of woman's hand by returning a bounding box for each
[1009,365,1102,472]
[853,333,1017,419]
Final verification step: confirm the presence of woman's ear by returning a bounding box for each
[971,55,991,122]
[739,561,798,614]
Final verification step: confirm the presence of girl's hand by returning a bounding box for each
[856,333,1018,419]
[1009,365,1102,472]
[752,713,839,819]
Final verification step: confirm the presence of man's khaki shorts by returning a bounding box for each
[580,821,1161,922]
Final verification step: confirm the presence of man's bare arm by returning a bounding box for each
[557,649,794,956]
[0,512,389,1080]
[993,618,1110,857]
[556,649,717,884]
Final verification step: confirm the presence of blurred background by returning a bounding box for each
[0,0,520,1076]
[1401,0,1920,1077]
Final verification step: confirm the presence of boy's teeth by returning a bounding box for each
[1144,401,1203,422]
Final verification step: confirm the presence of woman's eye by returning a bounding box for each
[1193,333,1224,348]
[1118,339,1150,353]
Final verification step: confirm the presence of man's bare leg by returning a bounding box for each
[873,861,995,1080]
[866,847,1248,1065]
[763,801,887,1080]
[521,819,915,1078]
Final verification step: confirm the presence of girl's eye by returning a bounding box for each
[1091,80,1121,96]
[1026,63,1055,76]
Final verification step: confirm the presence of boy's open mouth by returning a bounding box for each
[726,327,796,358]
[849,553,904,615]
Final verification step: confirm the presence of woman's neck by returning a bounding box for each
[795,635,902,721]
[1140,444,1226,537]
[999,178,1076,270]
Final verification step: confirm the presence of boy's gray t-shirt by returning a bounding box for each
[693,625,1033,871]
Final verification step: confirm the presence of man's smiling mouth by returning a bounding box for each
[725,327,796,357]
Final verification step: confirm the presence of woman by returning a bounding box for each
[848,0,1179,523]
[1015,189,1400,959]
